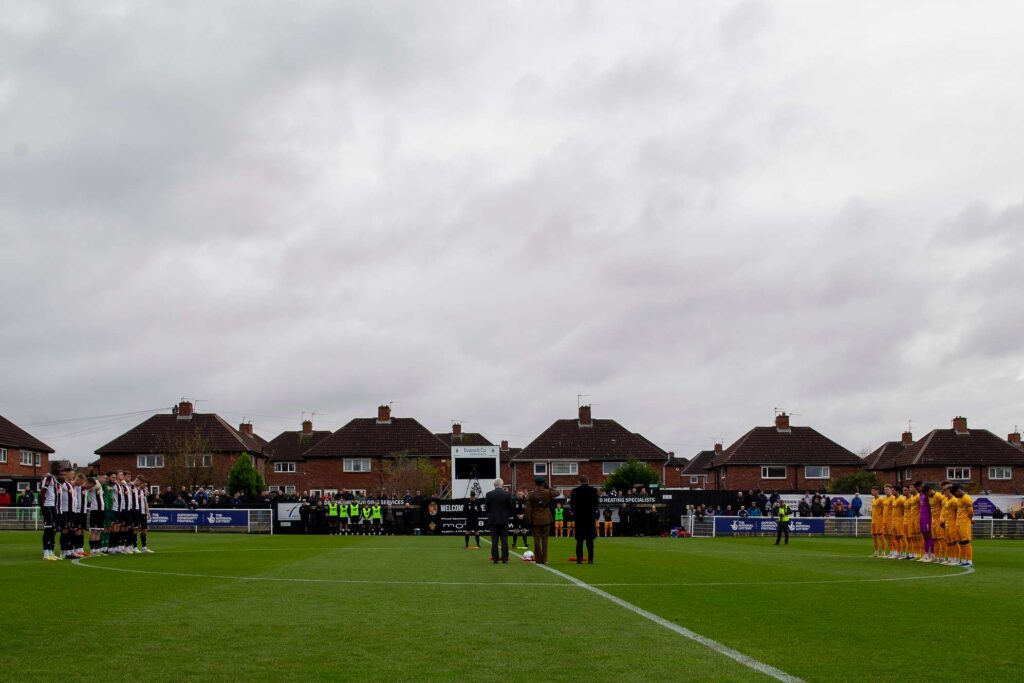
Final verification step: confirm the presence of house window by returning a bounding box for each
[761,465,787,480]
[551,462,578,476]
[148,485,160,496]
[0,448,6,463]
[690,475,701,485]
[17,482,31,492]
[20,451,34,466]
[947,467,970,481]
[343,458,371,473]
[804,465,830,480]
[284,485,296,494]
[989,466,1011,480]
[602,462,624,475]
[274,462,297,473]
[137,454,165,469]
[902,468,912,481]
[533,462,547,476]
[309,489,322,498]
[35,453,41,466]
[185,454,213,468]
[325,489,338,498]
[267,486,281,493]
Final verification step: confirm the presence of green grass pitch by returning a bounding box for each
[3,532,1021,682]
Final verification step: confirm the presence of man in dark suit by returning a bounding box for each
[570,475,600,564]
[484,478,514,563]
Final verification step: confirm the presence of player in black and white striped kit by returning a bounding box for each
[40,465,62,561]
[86,473,108,555]
[133,478,153,553]
[56,470,76,559]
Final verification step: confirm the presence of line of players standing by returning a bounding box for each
[39,465,153,560]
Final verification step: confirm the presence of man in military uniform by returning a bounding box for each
[775,501,792,545]
[525,477,558,564]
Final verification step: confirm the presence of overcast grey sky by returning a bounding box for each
[2,1,1023,464]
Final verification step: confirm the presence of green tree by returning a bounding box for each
[227,452,264,498]
[827,470,883,493]
[603,459,661,493]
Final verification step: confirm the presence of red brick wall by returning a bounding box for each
[97,452,262,490]
[509,460,668,494]
[710,464,864,493]
[267,456,454,496]
[0,447,50,480]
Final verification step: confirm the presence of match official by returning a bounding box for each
[485,479,513,563]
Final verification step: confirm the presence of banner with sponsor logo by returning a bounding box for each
[712,516,825,536]
[148,508,250,527]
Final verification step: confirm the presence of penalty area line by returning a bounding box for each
[482,540,803,683]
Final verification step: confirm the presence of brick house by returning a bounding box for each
[509,405,669,495]
[672,449,716,489]
[299,405,450,496]
[94,401,267,493]
[663,454,690,488]
[498,440,520,487]
[705,413,863,492]
[864,431,915,485]
[263,420,332,495]
[881,417,1024,494]
[0,413,55,495]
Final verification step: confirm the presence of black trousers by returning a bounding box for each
[575,536,594,562]
[490,524,509,561]
[775,521,789,544]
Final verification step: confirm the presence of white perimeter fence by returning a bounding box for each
[0,508,273,534]
[681,515,1024,540]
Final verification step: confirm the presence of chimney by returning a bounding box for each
[177,401,193,420]
[1009,432,1022,448]
[901,431,914,446]
[714,442,723,456]
[239,422,253,436]
[952,416,968,434]
[452,423,462,436]
[775,412,790,431]
[578,405,592,427]
[377,405,391,424]
[302,420,313,435]
[500,440,509,452]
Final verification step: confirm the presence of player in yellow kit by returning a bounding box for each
[928,484,946,562]
[870,486,886,557]
[891,488,907,559]
[941,482,960,565]
[884,485,898,558]
[905,483,921,559]
[951,484,974,567]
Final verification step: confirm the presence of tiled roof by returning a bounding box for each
[511,419,668,463]
[864,441,906,470]
[667,455,690,468]
[709,426,861,467]
[95,413,265,455]
[434,432,494,447]
[892,428,1024,468]
[263,430,333,462]
[499,447,521,464]
[303,418,449,458]
[682,450,716,474]
[0,414,54,453]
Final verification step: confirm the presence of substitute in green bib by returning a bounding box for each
[371,502,382,535]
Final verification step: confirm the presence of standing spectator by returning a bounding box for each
[193,488,209,507]
[749,505,762,517]
[811,494,823,517]
[851,492,863,517]
[484,478,513,563]
[0,488,11,507]
[738,506,749,518]
[756,490,769,515]
[569,475,599,564]
[822,494,832,517]
[798,498,811,517]
[160,486,176,507]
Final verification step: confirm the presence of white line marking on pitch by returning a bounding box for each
[70,558,569,587]
[591,565,975,587]
[484,540,803,683]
